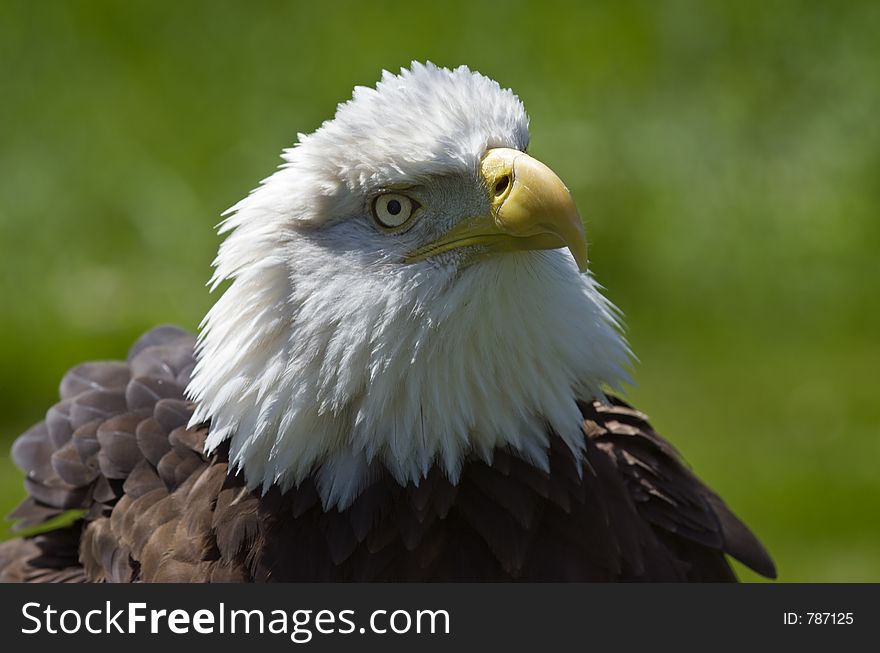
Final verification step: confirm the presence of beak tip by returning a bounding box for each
[570,243,589,273]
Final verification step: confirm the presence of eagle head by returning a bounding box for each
[187,62,631,508]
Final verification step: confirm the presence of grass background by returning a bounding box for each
[1,0,878,581]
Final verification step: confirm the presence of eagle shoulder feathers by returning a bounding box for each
[1,325,774,581]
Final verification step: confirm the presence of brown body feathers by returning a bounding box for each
[0,326,775,582]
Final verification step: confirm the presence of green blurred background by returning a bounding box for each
[1,0,878,581]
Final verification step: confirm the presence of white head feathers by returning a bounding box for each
[187,62,631,509]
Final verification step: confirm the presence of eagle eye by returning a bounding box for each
[372,193,418,230]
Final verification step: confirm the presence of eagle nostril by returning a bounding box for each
[494,175,510,196]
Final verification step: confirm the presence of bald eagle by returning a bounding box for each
[1,63,775,582]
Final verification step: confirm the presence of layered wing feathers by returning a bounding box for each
[0,326,775,582]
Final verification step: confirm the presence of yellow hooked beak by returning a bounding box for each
[405,147,588,272]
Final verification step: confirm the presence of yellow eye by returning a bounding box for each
[372,193,418,229]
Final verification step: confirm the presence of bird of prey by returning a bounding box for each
[0,63,775,582]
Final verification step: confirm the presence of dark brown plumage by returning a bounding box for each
[0,326,775,582]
